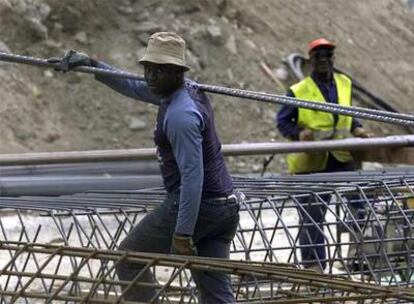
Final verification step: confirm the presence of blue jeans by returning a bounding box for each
[298,154,359,270]
[115,193,240,303]
[298,195,329,270]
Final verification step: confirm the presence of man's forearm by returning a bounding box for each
[93,60,160,105]
[175,184,203,235]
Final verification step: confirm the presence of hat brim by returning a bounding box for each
[309,43,336,54]
[138,53,190,71]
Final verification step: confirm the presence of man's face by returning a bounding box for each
[143,62,184,96]
[310,47,335,74]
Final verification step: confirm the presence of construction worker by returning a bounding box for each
[55,32,242,303]
[276,38,372,272]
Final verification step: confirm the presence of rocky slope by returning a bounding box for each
[0,0,413,172]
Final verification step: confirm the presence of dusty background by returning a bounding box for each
[0,0,413,173]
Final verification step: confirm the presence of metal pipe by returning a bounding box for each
[0,135,413,165]
[0,161,160,177]
[2,52,414,126]
[0,147,156,165]
[222,135,414,156]
[0,175,162,196]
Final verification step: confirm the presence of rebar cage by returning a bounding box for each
[1,169,414,303]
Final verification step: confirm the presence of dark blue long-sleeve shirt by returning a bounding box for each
[276,73,362,140]
[93,61,233,236]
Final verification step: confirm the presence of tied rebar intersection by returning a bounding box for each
[1,169,414,303]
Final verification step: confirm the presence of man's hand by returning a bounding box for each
[299,129,314,141]
[352,127,374,138]
[171,233,197,256]
[48,50,91,72]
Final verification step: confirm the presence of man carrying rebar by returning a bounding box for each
[276,38,373,272]
[54,32,241,303]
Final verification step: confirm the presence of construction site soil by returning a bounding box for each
[0,0,413,173]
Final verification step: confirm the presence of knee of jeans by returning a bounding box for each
[118,235,132,251]
[118,242,126,251]
[115,258,145,278]
[115,259,129,278]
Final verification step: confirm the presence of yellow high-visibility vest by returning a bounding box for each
[287,73,353,174]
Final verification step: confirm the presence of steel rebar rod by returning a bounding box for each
[1,52,414,126]
[1,172,414,301]
[1,173,412,209]
[1,241,412,299]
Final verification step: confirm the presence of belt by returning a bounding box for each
[203,193,238,205]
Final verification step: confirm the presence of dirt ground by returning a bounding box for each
[0,0,413,173]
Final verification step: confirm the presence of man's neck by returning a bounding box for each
[159,82,185,102]
[313,71,333,85]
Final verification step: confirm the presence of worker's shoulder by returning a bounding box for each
[184,80,212,115]
[167,90,203,124]
[289,76,313,95]
[165,107,204,133]
[334,72,352,85]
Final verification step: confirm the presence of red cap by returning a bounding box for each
[308,38,335,54]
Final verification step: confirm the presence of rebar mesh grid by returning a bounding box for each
[1,241,413,304]
[1,169,414,303]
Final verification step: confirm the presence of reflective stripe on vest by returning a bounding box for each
[286,73,353,174]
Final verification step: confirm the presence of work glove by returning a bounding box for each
[352,127,374,138]
[171,233,197,256]
[48,50,91,72]
[235,190,246,205]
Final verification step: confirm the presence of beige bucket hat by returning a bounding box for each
[139,32,190,71]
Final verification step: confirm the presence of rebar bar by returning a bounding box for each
[1,170,414,303]
[1,51,414,126]
[1,241,413,303]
